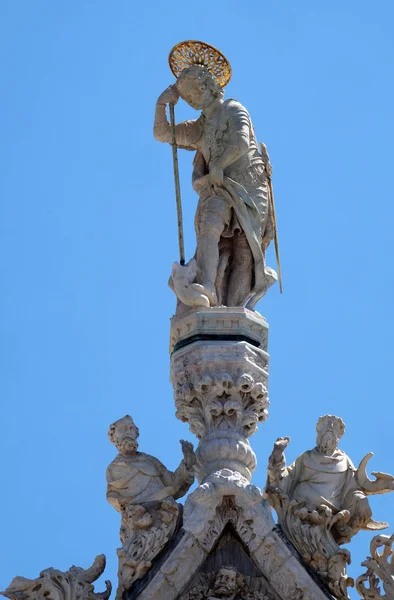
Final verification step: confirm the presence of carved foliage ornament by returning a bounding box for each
[116,500,179,599]
[175,372,269,440]
[356,534,394,599]
[1,555,111,600]
[267,488,353,600]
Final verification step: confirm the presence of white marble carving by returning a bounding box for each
[169,307,268,353]
[266,415,394,599]
[356,533,394,599]
[154,65,277,310]
[137,494,332,600]
[106,415,195,598]
[1,556,111,600]
[170,259,210,309]
[171,309,269,485]
[180,567,275,600]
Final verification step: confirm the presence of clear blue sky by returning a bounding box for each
[1,2,394,598]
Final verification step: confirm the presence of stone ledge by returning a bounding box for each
[170,307,268,354]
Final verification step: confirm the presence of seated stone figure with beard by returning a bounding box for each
[267,415,394,544]
[106,415,195,598]
[106,415,195,510]
[265,414,394,599]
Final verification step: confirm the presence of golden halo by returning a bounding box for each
[168,40,232,88]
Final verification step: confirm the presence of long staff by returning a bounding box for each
[169,103,185,266]
[260,142,283,293]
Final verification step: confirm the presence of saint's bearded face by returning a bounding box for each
[316,424,340,455]
[212,567,241,598]
[109,417,139,455]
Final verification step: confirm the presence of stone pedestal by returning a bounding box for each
[170,308,269,484]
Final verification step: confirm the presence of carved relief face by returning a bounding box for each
[212,567,241,597]
[109,415,139,455]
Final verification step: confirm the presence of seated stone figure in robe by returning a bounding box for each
[106,415,195,512]
[154,65,277,310]
[106,416,196,597]
[267,414,394,545]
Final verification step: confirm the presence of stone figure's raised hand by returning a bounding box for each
[157,84,180,106]
[180,439,196,470]
[271,436,291,462]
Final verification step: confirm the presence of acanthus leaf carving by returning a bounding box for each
[1,555,111,600]
[175,371,269,441]
[356,534,394,599]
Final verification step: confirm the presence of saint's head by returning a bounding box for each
[212,566,243,598]
[176,64,224,111]
[108,415,139,456]
[316,414,345,456]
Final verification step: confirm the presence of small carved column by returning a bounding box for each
[170,307,269,484]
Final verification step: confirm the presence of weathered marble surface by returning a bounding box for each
[1,555,111,600]
[180,566,274,599]
[106,415,195,598]
[171,308,269,486]
[266,415,394,599]
[356,533,394,599]
[135,495,331,600]
[154,65,277,311]
[170,306,268,353]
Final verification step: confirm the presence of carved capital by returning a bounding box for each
[171,332,269,482]
[174,369,269,440]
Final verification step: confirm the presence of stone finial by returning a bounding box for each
[1,555,111,600]
[171,308,269,486]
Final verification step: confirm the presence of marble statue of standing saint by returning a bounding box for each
[154,59,277,310]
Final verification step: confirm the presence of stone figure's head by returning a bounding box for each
[176,64,224,110]
[212,566,243,598]
[316,414,345,455]
[108,415,139,455]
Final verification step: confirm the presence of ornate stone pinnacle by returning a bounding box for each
[170,307,269,484]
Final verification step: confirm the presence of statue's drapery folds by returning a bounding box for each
[154,65,277,311]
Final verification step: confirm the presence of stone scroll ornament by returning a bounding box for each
[105,415,195,599]
[265,415,394,600]
[356,533,394,599]
[1,555,111,600]
[154,40,282,313]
